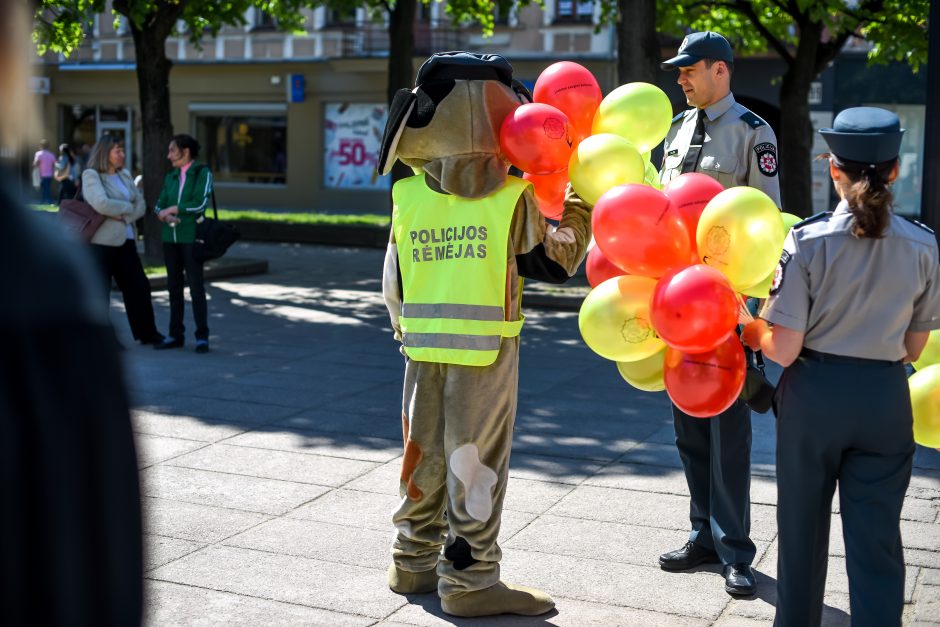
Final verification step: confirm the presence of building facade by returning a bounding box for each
[32,3,926,216]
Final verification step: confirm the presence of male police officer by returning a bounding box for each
[657,31,781,597]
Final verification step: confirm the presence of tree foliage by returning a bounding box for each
[33,0,312,57]
[652,0,928,72]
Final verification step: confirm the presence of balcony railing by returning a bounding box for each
[338,23,463,57]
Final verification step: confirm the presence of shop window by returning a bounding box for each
[323,102,389,190]
[555,0,593,23]
[193,111,287,184]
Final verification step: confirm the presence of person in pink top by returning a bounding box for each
[33,139,56,204]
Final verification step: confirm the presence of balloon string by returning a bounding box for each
[737,294,755,325]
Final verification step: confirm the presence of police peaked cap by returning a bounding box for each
[819,107,905,164]
[661,31,734,70]
[376,52,527,176]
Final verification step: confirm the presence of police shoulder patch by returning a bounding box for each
[754,142,778,177]
[739,111,766,129]
[769,249,791,295]
[901,215,935,234]
[792,211,832,230]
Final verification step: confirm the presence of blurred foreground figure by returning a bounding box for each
[0,2,143,625]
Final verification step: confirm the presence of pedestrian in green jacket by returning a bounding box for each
[153,134,213,353]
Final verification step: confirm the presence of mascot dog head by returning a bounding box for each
[377,51,531,199]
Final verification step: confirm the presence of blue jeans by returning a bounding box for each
[39,177,53,204]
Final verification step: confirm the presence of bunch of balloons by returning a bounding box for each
[579,170,790,417]
[500,61,665,219]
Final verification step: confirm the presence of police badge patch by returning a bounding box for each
[769,249,790,295]
[754,142,778,177]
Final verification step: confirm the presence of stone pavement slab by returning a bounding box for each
[107,242,939,625]
[140,465,329,515]
[142,496,271,544]
[150,545,406,619]
[146,580,374,626]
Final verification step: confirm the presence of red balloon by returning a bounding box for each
[664,336,746,418]
[586,245,625,287]
[500,103,573,175]
[592,184,691,279]
[651,264,739,353]
[533,62,603,143]
[662,173,725,254]
[524,169,569,220]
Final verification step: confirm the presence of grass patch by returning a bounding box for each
[30,203,391,226]
[216,209,389,227]
[143,263,166,277]
[31,204,389,227]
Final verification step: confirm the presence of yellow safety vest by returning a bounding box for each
[392,175,530,366]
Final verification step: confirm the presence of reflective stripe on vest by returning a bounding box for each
[392,175,530,366]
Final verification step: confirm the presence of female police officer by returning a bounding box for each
[741,107,940,627]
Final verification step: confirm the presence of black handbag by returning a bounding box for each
[740,350,776,413]
[194,187,240,262]
[57,180,106,243]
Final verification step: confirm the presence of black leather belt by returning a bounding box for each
[800,348,900,366]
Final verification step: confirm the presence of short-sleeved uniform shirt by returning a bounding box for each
[659,93,782,208]
[761,200,940,361]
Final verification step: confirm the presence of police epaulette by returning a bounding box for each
[901,215,935,234]
[739,111,766,129]
[792,211,831,229]
[672,111,686,124]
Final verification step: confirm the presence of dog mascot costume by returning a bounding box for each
[377,52,593,617]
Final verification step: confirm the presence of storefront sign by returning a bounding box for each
[30,77,50,95]
[323,102,389,190]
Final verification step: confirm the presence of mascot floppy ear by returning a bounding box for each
[511,79,533,105]
[377,88,417,176]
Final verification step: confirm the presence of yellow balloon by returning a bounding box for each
[740,268,774,299]
[617,348,666,392]
[781,212,802,233]
[591,82,673,153]
[909,364,940,448]
[643,160,661,189]
[696,187,785,291]
[914,330,940,372]
[568,133,644,205]
[579,275,664,362]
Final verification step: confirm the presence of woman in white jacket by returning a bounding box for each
[82,135,164,346]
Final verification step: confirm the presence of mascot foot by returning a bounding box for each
[387,564,439,594]
[441,581,555,617]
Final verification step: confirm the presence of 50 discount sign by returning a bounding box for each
[324,103,389,190]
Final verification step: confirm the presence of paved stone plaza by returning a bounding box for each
[116,241,939,626]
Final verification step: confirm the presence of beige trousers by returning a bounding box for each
[392,336,519,598]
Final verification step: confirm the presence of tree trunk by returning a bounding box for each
[616,0,658,85]
[777,23,822,216]
[386,0,418,199]
[118,2,182,260]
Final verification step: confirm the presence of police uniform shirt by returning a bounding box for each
[659,93,782,208]
[761,200,940,361]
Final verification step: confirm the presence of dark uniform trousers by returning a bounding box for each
[90,239,160,342]
[163,242,209,341]
[673,398,757,565]
[774,355,913,627]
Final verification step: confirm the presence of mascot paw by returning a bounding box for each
[387,564,439,594]
[441,581,555,617]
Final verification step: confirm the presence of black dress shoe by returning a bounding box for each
[723,563,757,596]
[153,337,184,350]
[659,541,721,571]
[139,333,166,346]
[195,340,209,354]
